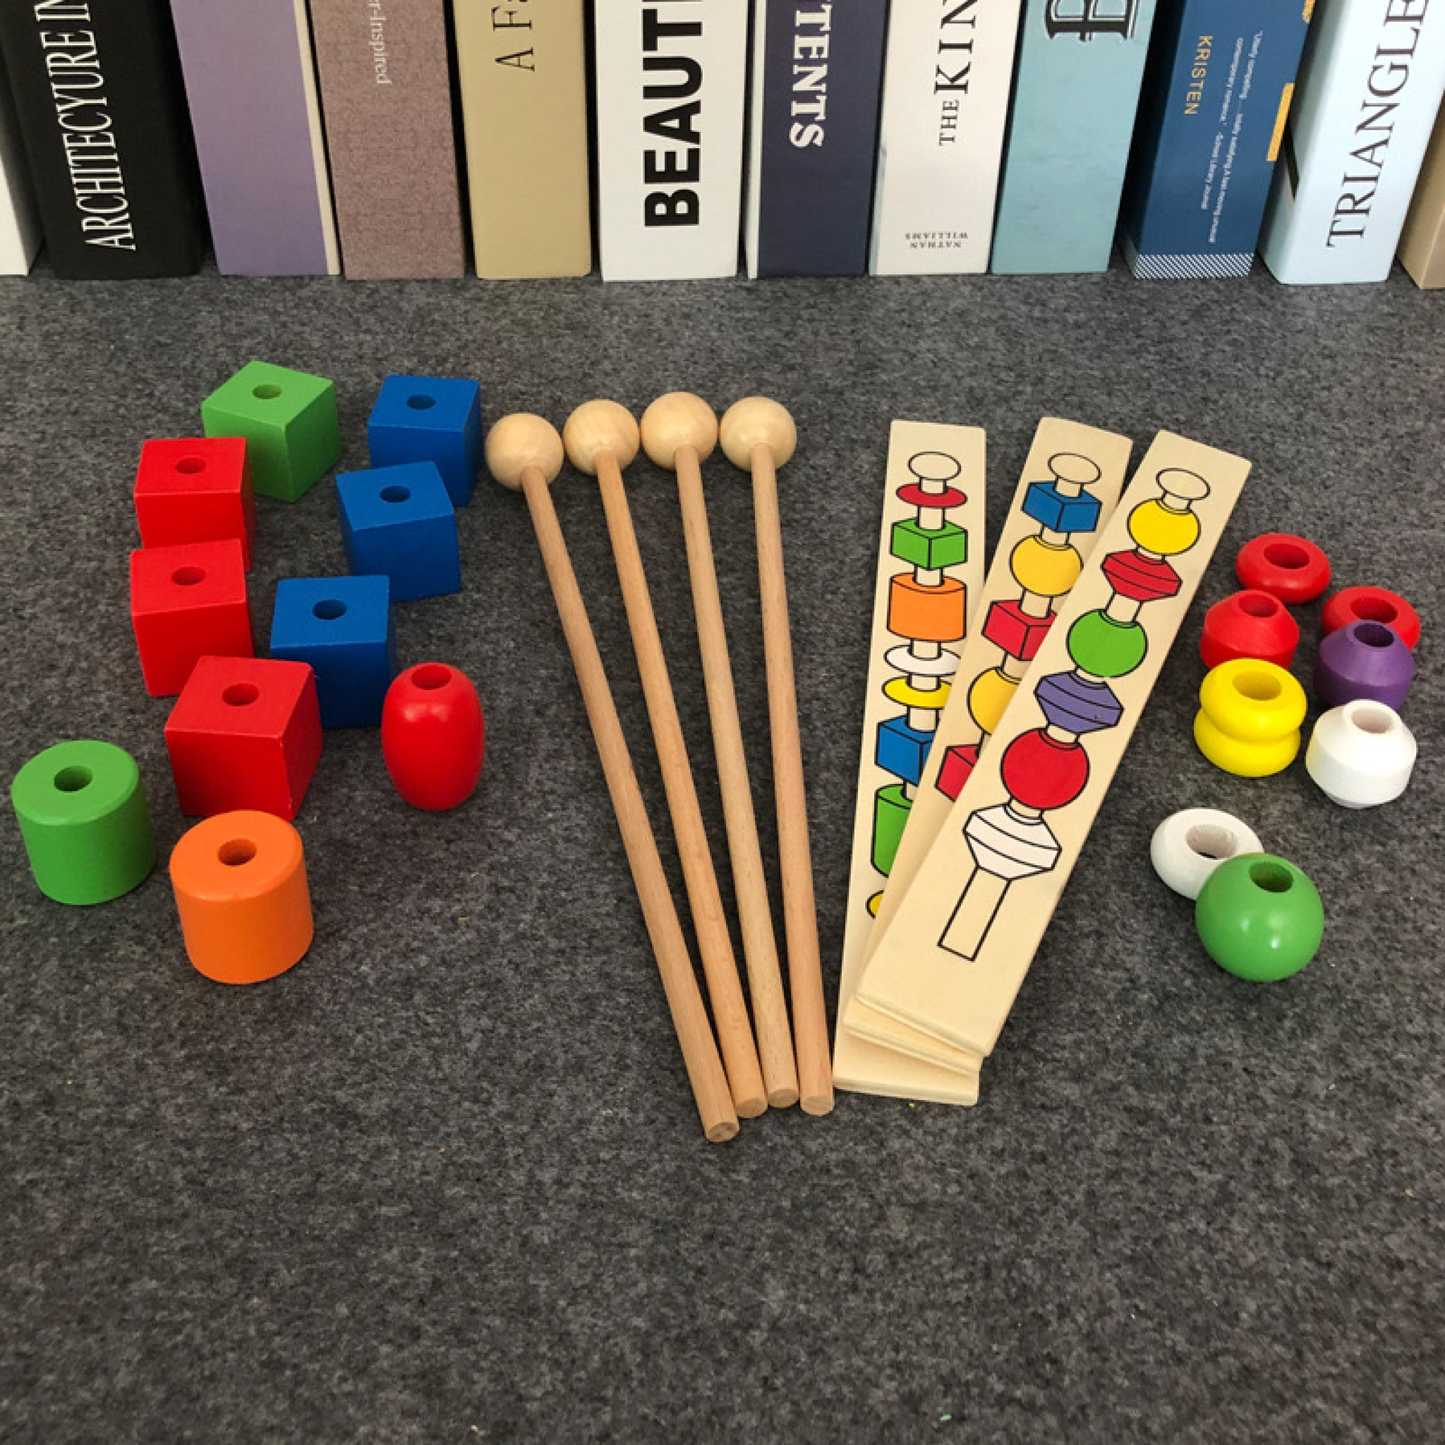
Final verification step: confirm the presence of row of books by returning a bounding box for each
[2,2,1444,289]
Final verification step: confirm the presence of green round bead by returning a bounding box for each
[11,740,156,905]
[1066,609,1149,678]
[1194,853,1324,982]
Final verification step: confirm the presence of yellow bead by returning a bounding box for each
[1194,659,1307,776]
[1010,534,1082,598]
[1128,498,1202,556]
[968,666,1018,736]
[883,676,951,711]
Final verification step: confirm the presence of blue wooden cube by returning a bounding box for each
[269,575,396,728]
[336,462,460,603]
[367,374,482,508]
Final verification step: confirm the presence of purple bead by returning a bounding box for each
[1036,670,1124,735]
[1314,620,1414,711]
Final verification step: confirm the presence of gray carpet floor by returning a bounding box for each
[1,256,1442,1443]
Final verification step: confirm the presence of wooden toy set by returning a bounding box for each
[485,397,831,1140]
[835,423,1421,1108]
[7,366,1425,1140]
[12,361,488,995]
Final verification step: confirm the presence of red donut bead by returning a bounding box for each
[999,728,1090,812]
[1235,533,1331,605]
[381,663,485,810]
[1321,585,1420,649]
[1200,589,1300,670]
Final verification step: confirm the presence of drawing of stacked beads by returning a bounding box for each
[870,450,970,913]
[936,453,1106,802]
[939,468,1211,959]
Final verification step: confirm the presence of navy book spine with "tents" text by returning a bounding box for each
[745,0,889,278]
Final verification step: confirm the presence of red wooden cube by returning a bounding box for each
[165,656,322,819]
[130,539,253,697]
[134,437,256,568]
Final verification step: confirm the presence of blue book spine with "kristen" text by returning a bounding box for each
[1121,0,1313,279]
[745,0,889,278]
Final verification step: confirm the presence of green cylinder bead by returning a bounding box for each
[1066,609,1149,678]
[1195,853,1323,983]
[872,783,912,876]
[11,740,157,905]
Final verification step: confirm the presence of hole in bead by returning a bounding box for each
[172,566,206,587]
[1185,824,1240,861]
[413,664,451,690]
[1355,622,1394,649]
[1349,703,1394,736]
[1249,861,1293,894]
[1263,541,1310,570]
[406,394,436,411]
[1352,598,1397,625]
[53,765,92,793]
[313,599,347,621]
[252,384,282,400]
[1234,670,1282,702]
[175,456,206,475]
[1239,594,1277,618]
[222,683,260,707]
[219,839,256,867]
[380,485,411,503]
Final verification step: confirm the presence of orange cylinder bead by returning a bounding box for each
[887,574,966,642]
[170,810,313,984]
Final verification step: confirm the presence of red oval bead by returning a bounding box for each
[1235,533,1331,605]
[1321,585,1420,649]
[381,663,485,811]
[1200,589,1300,670]
[999,728,1090,812]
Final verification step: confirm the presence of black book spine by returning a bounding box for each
[0,0,205,278]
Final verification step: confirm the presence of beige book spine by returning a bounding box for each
[454,0,591,280]
[1399,100,1445,290]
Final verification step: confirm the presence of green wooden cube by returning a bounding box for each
[891,518,968,571]
[201,361,341,502]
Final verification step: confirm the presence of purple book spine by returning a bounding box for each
[170,0,336,276]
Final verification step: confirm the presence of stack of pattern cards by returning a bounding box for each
[837,428,1250,1102]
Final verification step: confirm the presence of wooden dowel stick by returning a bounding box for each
[485,414,738,1145]
[721,398,834,1116]
[565,401,768,1119]
[642,394,800,1109]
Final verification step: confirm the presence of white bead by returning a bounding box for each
[1150,808,1264,899]
[1305,700,1417,808]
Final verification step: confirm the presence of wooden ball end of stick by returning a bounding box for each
[486,413,564,490]
[640,392,718,471]
[719,398,797,471]
[563,400,641,476]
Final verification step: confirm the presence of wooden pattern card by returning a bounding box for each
[846,431,1250,1081]
[834,418,1131,1099]
[833,421,985,1096]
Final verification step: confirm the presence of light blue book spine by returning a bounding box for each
[991,0,1159,274]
